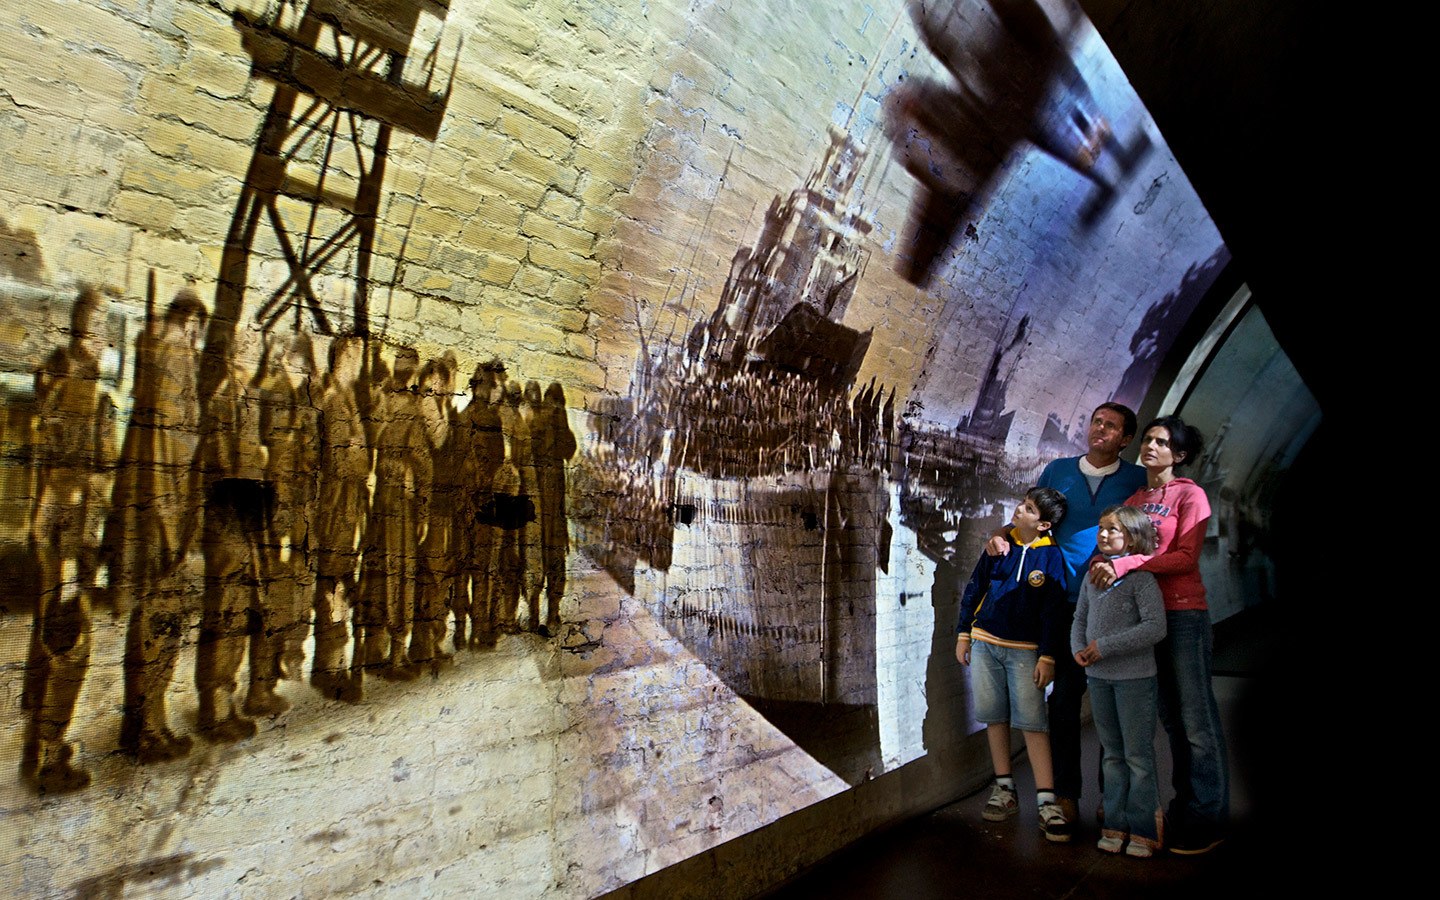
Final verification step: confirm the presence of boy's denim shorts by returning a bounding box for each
[970,640,1049,732]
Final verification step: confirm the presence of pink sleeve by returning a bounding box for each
[1110,486,1210,578]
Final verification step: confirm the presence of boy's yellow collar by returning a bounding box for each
[1008,526,1056,549]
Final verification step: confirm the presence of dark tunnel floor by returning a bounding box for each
[764,605,1295,900]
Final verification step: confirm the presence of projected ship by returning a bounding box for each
[582,125,892,782]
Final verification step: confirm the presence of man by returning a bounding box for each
[534,381,576,637]
[194,329,272,742]
[452,361,505,648]
[310,335,368,702]
[987,402,1146,832]
[21,286,113,791]
[255,332,319,703]
[490,379,531,634]
[409,353,456,669]
[357,346,431,678]
[117,289,207,762]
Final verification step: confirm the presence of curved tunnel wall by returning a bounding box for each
[0,1,1244,896]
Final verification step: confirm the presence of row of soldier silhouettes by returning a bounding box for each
[21,285,576,794]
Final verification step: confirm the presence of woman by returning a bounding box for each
[1089,415,1228,855]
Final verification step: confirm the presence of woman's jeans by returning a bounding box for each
[1156,609,1230,833]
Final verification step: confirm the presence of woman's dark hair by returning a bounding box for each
[1142,415,1204,469]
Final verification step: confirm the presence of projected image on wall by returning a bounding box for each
[583,0,1227,789]
[1,0,1231,895]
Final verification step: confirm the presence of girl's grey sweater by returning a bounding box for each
[1070,567,1166,681]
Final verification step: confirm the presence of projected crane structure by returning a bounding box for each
[205,0,454,391]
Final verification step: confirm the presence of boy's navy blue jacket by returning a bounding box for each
[956,528,1069,661]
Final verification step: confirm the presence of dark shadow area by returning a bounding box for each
[741,697,881,786]
[1207,605,1268,679]
[921,513,1003,754]
[0,544,40,619]
[0,216,48,284]
[67,852,226,900]
[1233,419,1342,869]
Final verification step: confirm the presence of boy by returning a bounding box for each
[956,487,1071,842]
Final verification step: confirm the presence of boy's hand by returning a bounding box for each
[983,532,1010,557]
[956,636,971,665]
[1088,559,1117,588]
[1033,657,1054,689]
[1076,640,1102,666]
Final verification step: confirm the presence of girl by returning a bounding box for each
[1072,506,1166,857]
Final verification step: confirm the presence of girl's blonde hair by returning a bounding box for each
[1100,505,1158,555]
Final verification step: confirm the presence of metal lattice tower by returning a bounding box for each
[204,0,453,395]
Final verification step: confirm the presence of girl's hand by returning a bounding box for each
[1077,640,1103,666]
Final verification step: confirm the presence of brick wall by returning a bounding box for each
[0,1,1224,897]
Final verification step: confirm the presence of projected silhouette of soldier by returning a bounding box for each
[256,332,319,695]
[857,379,877,468]
[117,289,206,763]
[409,354,456,669]
[194,328,274,742]
[20,287,113,792]
[534,382,576,636]
[518,381,546,633]
[358,346,431,679]
[875,383,887,469]
[454,360,505,648]
[490,378,534,635]
[311,335,368,702]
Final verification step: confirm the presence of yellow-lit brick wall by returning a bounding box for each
[0,1,1226,896]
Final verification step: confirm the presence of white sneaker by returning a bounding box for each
[1125,840,1155,858]
[1039,801,1074,843]
[983,782,1019,821]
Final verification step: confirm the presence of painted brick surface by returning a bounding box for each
[0,1,1226,897]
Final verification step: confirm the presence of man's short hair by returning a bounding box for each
[1025,486,1068,530]
[1094,401,1138,438]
